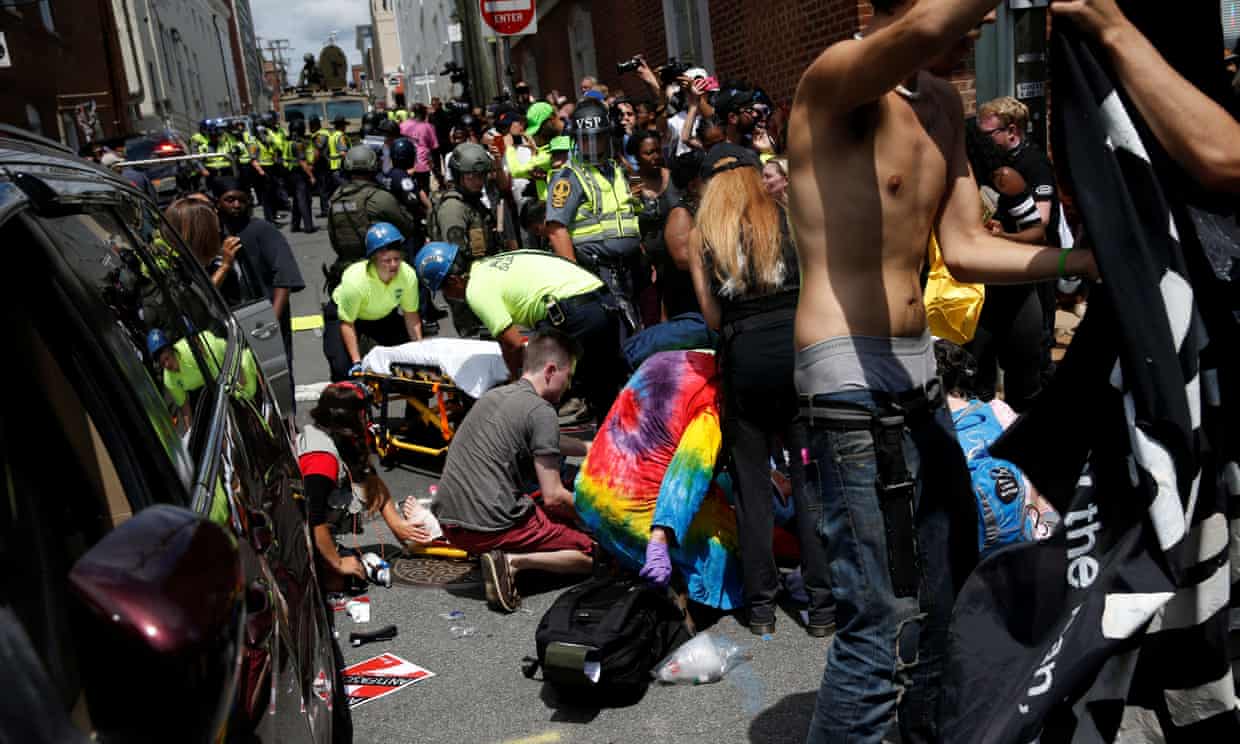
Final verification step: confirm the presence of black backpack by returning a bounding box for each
[523,577,691,701]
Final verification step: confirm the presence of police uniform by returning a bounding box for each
[545,160,642,333]
[197,133,235,193]
[250,131,280,222]
[383,167,427,246]
[326,179,416,288]
[322,260,421,381]
[465,250,625,416]
[285,134,316,233]
[310,124,332,214]
[428,187,498,337]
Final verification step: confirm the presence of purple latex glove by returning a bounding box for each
[638,539,672,586]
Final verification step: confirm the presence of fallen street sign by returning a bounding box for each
[342,653,436,708]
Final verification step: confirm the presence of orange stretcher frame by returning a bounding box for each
[359,364,475,461]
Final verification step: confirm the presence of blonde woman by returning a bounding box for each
[688,143,834,637]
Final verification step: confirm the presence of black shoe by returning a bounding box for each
[748,620,776,636]
[806,604,837,637]
[304,227,318,234]
[291,226,303,233]
[318,211,330,218]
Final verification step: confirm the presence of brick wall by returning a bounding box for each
[513,0,979,112]
[511,0,657,101]
[0,0,132,144]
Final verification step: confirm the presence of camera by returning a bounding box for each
[659,58,692,85]
[616,56,643,75]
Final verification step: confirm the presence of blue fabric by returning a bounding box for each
[622,312,718,370]
[951,400,1029,556]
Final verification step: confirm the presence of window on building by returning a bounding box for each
[1224,0,1240,51]
[662,0,713,69]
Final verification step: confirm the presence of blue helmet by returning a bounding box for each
[147,329,173,357]
[365,222,405,258]
[414,242,461,293]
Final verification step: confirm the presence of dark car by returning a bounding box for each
[122,130,196,206]
[0,129,349,743]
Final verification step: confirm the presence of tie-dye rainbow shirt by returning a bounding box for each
[574,350,745,609]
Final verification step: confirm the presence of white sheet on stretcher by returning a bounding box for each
[361,338,508,399]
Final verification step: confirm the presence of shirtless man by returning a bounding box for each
[786,1,1097,742]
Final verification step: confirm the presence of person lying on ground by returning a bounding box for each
[429,330,594,613]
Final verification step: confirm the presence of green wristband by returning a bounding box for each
[1057,248,1074,278]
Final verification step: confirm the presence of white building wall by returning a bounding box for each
[113,0,243,134]
[393,0,455,104]
[371,0,404,107]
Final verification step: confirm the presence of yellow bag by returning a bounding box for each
[924,233,985,344]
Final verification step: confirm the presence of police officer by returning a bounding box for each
[383,138,430,242]
[329,115,351,181]
[326,145,416,291]
[427,142,498,337]
[251,125,281,223]
[415,241,625,419]
[264,112,290,218]
[284,118,318,233]
[309,116,332,215]
[230,119,259,207]
[190,120,210,158]
[323,222,424,381]
[545,98,643,335]
[197,122,235,195]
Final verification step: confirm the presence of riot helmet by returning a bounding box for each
[449,142,492,189]
[264,111,279,128]
[289,118,306,138]
[390,137,417,171]
[198,119,210,135]
[570,99,614,166]
[343,144,379,174]
[309,115,322,131]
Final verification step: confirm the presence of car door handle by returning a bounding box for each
[250,321,280,340]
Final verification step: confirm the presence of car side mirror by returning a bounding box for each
[68,504,244,744]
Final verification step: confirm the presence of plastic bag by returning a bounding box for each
[924,232,985,345]
[652,632,750,685]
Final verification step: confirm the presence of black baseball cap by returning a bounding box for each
[700,142,760,180]
[712,84,756,117]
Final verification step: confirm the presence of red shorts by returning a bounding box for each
[442,503,594,556]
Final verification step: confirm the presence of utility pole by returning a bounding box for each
[265,39,291,91]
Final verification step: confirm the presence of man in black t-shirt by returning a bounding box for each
[976,97,1064,402]
[216,178,306,403]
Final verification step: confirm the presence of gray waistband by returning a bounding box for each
[795,332,935,395]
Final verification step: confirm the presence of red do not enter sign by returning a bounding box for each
[481,0,537,36]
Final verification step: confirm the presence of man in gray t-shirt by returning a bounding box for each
[431,330,594,612]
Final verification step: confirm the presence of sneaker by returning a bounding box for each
[480,550,520,612]
[556,397,589,425]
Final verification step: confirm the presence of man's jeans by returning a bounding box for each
[803,391,962,744]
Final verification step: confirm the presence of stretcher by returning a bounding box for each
[358,338,509,461]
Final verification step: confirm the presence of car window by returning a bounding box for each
[326,100,365,122]
[283,103,322,123]
[33,198,247,466]
[123,138,157,161]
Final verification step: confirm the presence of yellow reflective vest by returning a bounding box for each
[328,130,348,170]
[563,161,640,243]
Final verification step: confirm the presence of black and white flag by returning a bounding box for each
[940,26,1239,743]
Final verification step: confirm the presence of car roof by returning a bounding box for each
[0,133,146,203]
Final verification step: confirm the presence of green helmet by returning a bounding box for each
[451,142,492,178]
[343,144,378,174]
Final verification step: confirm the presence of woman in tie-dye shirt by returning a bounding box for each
[575,349,796,609]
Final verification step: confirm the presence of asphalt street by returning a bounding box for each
[282,221,834,744]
